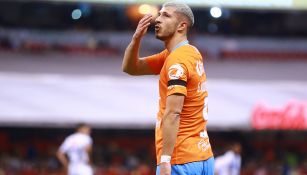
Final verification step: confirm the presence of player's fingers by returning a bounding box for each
[138,16,152,29]
[134,16,151,38]
[137,18,152,31]
[137,22,151,33]
[142,16,153,25]
[138,15,148,23]
[140,22,151,30]
[139,14,152,24]
[136,17,151,32]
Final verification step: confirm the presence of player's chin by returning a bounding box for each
[155,36,164,41]
[155,30,159,35]
[155,33,161,39]
[155,32,164,40]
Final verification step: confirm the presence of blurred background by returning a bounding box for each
[0,0,306,174]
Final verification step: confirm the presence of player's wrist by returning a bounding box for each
[131,36,142,44]
[160,155,171,163]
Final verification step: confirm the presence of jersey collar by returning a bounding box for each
[171,40,189,52]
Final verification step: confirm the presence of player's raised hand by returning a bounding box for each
[132,14,153,41]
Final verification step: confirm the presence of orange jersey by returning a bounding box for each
[145,43,214,165]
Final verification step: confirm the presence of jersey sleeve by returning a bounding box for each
[143,49,168,74]
[165,55,190,97]
[86,136,93,146]
[59,138,70,153]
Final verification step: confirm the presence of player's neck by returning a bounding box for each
[78,130,89,135]
[165,35,188,52]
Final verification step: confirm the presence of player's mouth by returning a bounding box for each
[155,25,160,31]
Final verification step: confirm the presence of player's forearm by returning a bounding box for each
[161,112,180,156]
[56,151,68,168]
[122,38,142,75]
[86,145,92,164]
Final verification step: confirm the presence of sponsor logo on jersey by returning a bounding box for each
[168,64,184,80]
[196,60,205,76]
[198,138,211,152]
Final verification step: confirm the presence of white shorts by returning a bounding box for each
[68,164,93,175]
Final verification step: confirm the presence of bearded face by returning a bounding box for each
[155,6,181,41]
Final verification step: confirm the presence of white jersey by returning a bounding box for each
[59,133,93,175]
[214,151,241,175]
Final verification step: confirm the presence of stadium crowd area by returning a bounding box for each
[0,128,306,175]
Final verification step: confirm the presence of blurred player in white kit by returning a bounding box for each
[56,123,93,175]
[214,142,242,175]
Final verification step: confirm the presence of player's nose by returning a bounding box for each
[155,16,161,24]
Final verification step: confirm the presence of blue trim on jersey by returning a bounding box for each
[171,40,189,52]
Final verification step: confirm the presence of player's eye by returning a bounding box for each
[164,13,170,17]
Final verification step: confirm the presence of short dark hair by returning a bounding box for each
[75,122,89,131]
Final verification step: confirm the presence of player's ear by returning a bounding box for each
[177,21,187,32]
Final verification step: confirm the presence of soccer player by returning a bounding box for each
[122,2,214,175]
[56,123,93,175]
[214,143,242,175]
